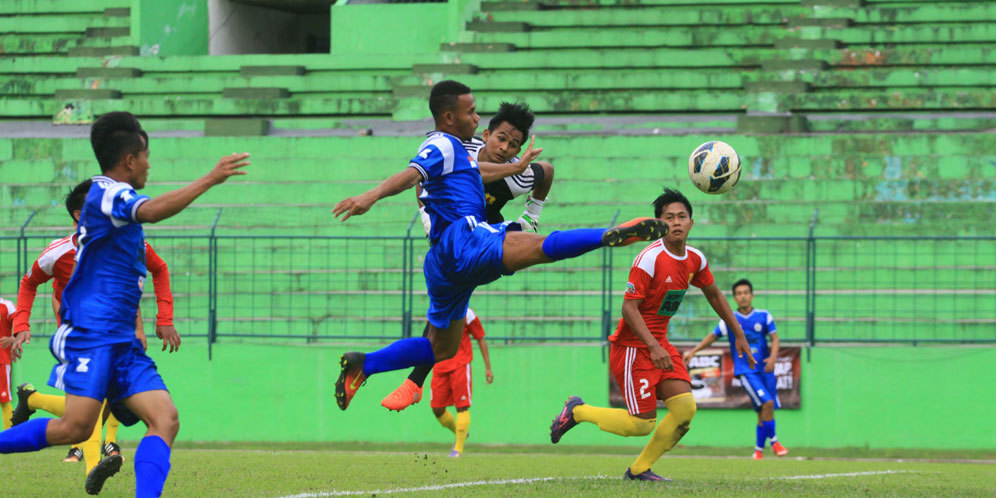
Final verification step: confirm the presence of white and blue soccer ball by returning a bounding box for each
[687,141,741,195]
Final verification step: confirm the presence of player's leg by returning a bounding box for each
[761,372,787,456]
[103,408,123,458]
[80,407,104,476]
[550,345,657,444]
[627,343,697,480]
[502,216,668,273]
[740,371,778,457]
[10,383,68,424]
[451,363,472,456]
[121,390,178,497]
[1,363,12,429]
[0,401,10,430]
[0,393,102,453]
[753,409,766,459]
[380,319,464,411]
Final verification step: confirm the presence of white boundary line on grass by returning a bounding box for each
[776,470,915,480]
[280,475,610,497]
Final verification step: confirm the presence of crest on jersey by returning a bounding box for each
[625,282,636,294]
[754,323,763,332]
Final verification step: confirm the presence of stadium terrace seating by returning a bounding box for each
[0,0,135,57]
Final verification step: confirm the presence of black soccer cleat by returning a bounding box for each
[85,454,123,495]
[334,352,367,411]
[62,447,84,463]
[550,396,585,444]
[624,467,672,482]
[102,441,123,460]
[10,382,37,426]
[602,218,669,247]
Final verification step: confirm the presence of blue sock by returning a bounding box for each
[135,435,171,498]
[763,420,776,442]
[362,337,435,377]
[541,228,606,261]
[755,423,766,449]
[0,417,51,453]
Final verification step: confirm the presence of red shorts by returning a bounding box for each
[0,363,10,403]
[610,342,690,415]
[430,363,472,409]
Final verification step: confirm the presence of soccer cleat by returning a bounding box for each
[85,454,123,495]
[752,449,764,460]
[63,447,84,463]
[449,446,462,458]
[602,218,669,247]
[516,213,539,233]
[549,395,584,444]
[10,382,37,426]
[624,468,672,482]
[334,352,367,411]
[772,441,789,457]
[381,379,423,412]
[103,441,123,461]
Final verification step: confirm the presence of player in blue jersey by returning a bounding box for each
[0,111,250,496]
[332,80,669,412]
[683,278,789,459]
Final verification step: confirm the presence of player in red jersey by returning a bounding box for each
[548,188,754,482]
[427,308,493,457]
[0,297,14,429]
[3,179,177,494]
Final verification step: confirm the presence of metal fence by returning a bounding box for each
[1,228,993,348]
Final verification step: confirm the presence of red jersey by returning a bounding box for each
[433,308,485,373]
[0,298,14,364]
[609,240,714,348]
[12,235,174,333]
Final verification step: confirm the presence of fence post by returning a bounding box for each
[207,208,222,360]
[402,210,420,338]
[16,211,37,280]
[601,210,621,363]
[805,210,819,360]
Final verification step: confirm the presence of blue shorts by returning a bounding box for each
[738,371,780,411]
[424,217,515,328]
[48,324,168,426]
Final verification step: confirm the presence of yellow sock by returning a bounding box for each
[630,393,696,475]
[1,401,12,430]
[28,392,66,417]
[104,411,120,444]
[453,410,470,454]
[435,410,456,434]
[81,414,103,476]
[573,404,656,437]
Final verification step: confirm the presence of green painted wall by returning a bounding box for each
[133,0,208,56]
[331,0,477,55]
[11,342,995,449]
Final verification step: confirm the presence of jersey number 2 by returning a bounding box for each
[638,379,651,399]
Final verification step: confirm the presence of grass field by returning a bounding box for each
[3,442,994,497]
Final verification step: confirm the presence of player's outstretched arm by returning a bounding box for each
[701,283,756,369]
[478,136,543,184]
[682,333,718,366]
[137,153,250,223]
[333,167,422,222]
[766,333,780,373]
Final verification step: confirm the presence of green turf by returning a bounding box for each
[3,443,993,496]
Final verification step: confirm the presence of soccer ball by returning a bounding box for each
[687,141,741,195]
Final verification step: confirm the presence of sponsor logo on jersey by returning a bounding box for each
[625,282,636,294]
[76,358,90,373]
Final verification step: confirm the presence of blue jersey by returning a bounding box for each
[410,131,486,244]
[714,309,776,375]
[60,175,150,337]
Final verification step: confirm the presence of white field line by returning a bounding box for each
[279,475,610,497]
[776,470,915,480]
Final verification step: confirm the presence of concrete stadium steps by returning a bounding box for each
[0,13,128,34]
[469,26,794,48]
[0,33,133,56]
[811,2,996,24]
[474,5,805,26]
[0,0,129,15]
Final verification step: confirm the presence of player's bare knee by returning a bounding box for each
[432,407,447,417]
[148,405,180,439]
[51,417,95,444]
[537,161,554,183]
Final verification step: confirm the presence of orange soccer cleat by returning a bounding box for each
[602,218,669,247]
[752,449,763,460]
[335,352,367,411]
[772,441,789,457]
[381,379,423,412]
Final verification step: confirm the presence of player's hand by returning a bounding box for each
[682,351,695,366]
[485,369,494,384]
[518,136,543,165]
[8,331,31,362]
[764,357,775,373]
[332,192,375,222]
[207,153,251,186]
[156,324,181,353]
[735,337,756,369]
[650,344,673,371]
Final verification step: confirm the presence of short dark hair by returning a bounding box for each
[90,111,148,172]
[65,179,93,222]
[488,101,535,139]
[732,278,753,294]
[652,187,693,218]
[428,80,472,119]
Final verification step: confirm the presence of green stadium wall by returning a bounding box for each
[11,342,995,450]
[133,0,209,56]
